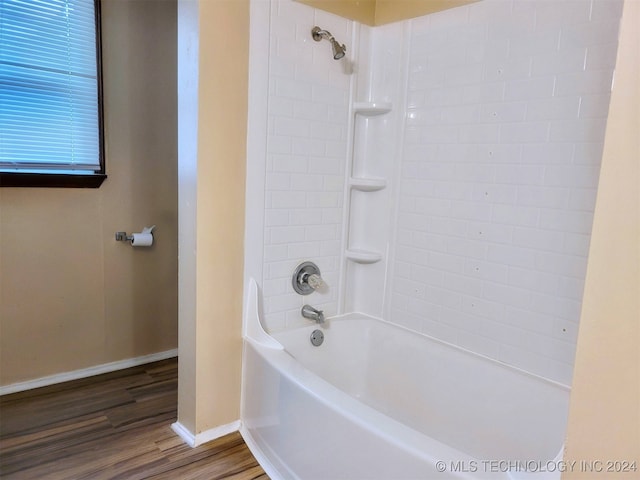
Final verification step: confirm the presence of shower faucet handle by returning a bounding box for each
[292,261,324,295]
[307,273,324,290]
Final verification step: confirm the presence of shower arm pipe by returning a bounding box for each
[311,27,335,42]
[311,26,347,60]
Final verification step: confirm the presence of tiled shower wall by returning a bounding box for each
[252,0,623,384]
[387,0,623,384]
[260,0,353,331]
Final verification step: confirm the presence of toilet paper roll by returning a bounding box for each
[130,232,153,247]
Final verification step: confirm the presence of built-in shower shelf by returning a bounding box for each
[353,102,392,116]
[345,249,383,264]
[349,177,387,192]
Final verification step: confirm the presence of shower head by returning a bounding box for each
[311,26,347,60]
[330,38,346,60]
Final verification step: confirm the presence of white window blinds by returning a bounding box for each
[0,0,101,173]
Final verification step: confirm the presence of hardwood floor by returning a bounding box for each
[0,359,268,480]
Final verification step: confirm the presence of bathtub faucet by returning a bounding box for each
[301,305,325,324]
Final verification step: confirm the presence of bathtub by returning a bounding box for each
[240,281,570,480]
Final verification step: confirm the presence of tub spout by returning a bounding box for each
[301,305,325,324]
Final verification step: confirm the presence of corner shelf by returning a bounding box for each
[345,249,383,264]
[349,177,387,192]
[353,102,392,116]
[344,101,390,273]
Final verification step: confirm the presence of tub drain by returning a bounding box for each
[310,329,324,346]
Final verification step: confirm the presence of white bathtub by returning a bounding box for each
[240,281,570,480]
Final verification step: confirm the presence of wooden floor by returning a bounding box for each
[0,359,268,480]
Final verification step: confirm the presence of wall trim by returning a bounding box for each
[0,349,178,396]
[171,421,197,448]
[171,420,241,448]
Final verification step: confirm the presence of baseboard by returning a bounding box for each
[172,420,241,448]
[0,349,178,396]
[171,421,197,448]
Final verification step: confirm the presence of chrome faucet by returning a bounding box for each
[301,305,325,324]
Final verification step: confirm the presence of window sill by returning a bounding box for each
[0,172,107,188]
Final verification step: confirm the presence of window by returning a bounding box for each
[0,0,105,188]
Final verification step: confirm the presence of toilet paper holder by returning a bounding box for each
[115,232,134,242]
[115,225,155,242]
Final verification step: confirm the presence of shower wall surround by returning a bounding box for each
[248,0,623,384]
[387,0,622,385]
[259,0,353,331]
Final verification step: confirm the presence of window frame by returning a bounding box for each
[0,0,106,189]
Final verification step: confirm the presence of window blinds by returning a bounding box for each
[0,0,101,173]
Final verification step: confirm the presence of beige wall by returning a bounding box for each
[563,0,639,475]
[0,0,178,387]
[295,0,476,25]
[375,0,478,25]
[296,0,376,25]
[176,0,249,435]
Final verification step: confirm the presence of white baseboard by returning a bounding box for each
[172,420,241,448]
[171,421,197,448]
[0,349,178,396]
